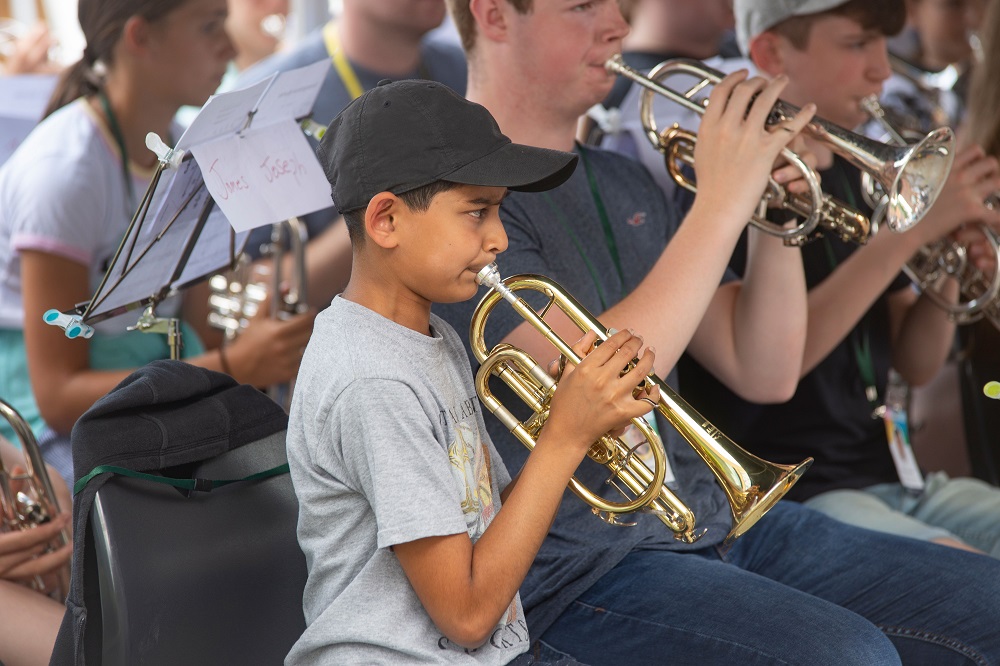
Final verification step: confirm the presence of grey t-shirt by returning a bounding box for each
[434,145,735,639]
[286,297,526,664]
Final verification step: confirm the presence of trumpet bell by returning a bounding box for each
[872,126,955,234]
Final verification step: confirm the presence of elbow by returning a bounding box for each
[440,620,496,652]
[437,607,512,651]
[36,398,79,436]
[731,374,799,404]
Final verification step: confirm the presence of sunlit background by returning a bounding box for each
[3,0,341,65]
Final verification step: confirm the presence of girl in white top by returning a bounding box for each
[0,0,315,483]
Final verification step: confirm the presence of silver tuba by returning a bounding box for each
[0,397,69,598]
[605,55,957,246]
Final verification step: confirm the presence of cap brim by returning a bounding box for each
[443,143,578,193]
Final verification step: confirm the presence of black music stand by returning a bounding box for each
[44,141,247,359]
[42,59,332,355]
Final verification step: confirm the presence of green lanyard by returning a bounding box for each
[826,162,879,411]
[540,146,626,310]
[98,91,135,210]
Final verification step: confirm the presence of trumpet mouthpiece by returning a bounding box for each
[476,263,501,289]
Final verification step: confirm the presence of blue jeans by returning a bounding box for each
[534,503,1000,665]
[805,472,1000,557]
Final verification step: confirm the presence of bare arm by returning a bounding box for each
[21,251,315,433]
[394,331,657,648]
[506,74,815,401]
[801,145,1000,379]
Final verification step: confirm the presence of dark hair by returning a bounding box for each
[770,0,906,49]
[43,0,187,118]
[342,181,463,247]
[446,0,534,53]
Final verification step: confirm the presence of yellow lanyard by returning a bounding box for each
[323,22,365,101]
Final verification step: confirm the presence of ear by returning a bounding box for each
[470,0,509,44]
[364,193,401,249]
[749,31,786,77]
[119,15,152,57]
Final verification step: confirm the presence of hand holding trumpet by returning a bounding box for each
[691,71,817,230]
[542,329,659,453]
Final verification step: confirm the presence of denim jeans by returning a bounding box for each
[806,471,1000,557]
[535,502,1000,666]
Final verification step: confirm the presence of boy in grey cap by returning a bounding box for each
[680,0,1000,558]
[284,79,658,665]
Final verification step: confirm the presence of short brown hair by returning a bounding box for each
[342,181,462,246]
[770,0,905,49]
[446,0,534,52]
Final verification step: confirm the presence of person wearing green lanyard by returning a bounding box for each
[0,0,317,488]
[433,0,1000,664]
[235,0,468,309]
[676,0,1000,559]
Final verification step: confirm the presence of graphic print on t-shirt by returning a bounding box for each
[448,420,497,539]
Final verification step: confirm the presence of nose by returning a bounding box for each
[485,215,508,256]
[603,0,631,43]
[219,29,238,61]
[867,36,892,84]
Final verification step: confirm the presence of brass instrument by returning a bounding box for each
[0,396,69,597]
[886,52,961,131]
[471,264,812,544]
[208,216,309,407]
[862,94,1000,328]
[605,55,957,246]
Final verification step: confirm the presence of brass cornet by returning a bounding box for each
[605,55,957,246]
[862,94,1000,329]
[0,397,69,598]
[208,216,309,408]
[471,264,812,544]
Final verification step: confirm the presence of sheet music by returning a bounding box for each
[252,59,331,124]
[191,119,332,232]
[79,60,327,323]
[0,74,58,167]
[174,78,271,152]
[87,161,247,321]
[174,60,332,231]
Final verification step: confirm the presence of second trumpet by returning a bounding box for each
[605,54,956,246]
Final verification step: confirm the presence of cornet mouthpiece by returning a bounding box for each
[476,263,501,289]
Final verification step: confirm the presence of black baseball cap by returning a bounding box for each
[317,79,579,214]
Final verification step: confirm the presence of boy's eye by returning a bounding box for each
[469,208,487,219]
[571,1,596,12]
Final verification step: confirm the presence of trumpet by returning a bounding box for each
[605,55,957,246]
[0,397,69,598]
[862,94,1000,329]
[471,264,812,544]
[208,216,309,408]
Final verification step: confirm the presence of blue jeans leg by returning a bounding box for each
[537,503,1000,666]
